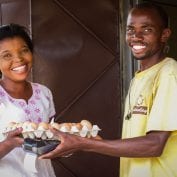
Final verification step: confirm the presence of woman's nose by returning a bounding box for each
[13,55,23,62]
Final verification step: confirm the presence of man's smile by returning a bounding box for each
[131,44,146,54]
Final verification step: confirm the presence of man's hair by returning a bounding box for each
[134,2,169,28]
[0,23,33,52]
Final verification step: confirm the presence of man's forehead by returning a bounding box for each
[127,8,163,26]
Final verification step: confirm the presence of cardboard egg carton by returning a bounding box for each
[2,119,101,140]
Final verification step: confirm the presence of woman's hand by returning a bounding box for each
[5,127,24,148]
[0,128,24,159]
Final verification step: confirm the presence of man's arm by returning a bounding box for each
[39,129,170,159]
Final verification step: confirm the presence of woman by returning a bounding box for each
[0,24,56,177]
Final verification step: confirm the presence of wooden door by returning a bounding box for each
[31,1,121,176]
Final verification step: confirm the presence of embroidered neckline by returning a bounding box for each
[0,83,40,105]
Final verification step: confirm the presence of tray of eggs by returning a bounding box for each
[2,119,101,155]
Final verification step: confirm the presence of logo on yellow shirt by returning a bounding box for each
[133,95,147,115]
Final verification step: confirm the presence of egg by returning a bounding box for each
[3,119,101,140]
[59,123,71,132]
[70,123,82,133]
[50,122,61,130]
[37,122,49,131]
[80,119,92,130]
[22,121,31,132]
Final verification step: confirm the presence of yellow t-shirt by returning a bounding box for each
[120,58,177,177]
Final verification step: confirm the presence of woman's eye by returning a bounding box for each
[21,48,30,54]
[1,53,12,60]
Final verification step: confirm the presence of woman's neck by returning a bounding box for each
[0,79,32,102]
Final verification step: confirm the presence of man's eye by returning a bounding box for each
[143,28,153,34]
[126,28,135,35]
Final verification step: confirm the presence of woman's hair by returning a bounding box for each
[0,23,33,52]
[135,2,169,28]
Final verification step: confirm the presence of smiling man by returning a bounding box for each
[40,2,177,177]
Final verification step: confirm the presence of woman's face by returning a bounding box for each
[0,37,33,83]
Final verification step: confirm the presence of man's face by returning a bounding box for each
[126,8,167,60]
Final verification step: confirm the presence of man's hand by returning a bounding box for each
[39,128,84,159]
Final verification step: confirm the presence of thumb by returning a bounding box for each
[8,127,23,137]
[50,128,65,141]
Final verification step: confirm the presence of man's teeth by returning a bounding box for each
[12,65,26,71]
[133,45,146,50]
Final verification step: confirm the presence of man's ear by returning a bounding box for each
[161,28,171,43]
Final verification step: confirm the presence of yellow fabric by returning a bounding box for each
[120,58,177,177]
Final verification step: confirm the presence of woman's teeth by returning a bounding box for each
[12,65,26,72]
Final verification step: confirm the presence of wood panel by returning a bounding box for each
[31,0,121,176]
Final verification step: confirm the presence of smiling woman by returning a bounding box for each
[0,24,57,177]
[0,37,33,88]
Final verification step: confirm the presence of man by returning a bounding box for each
[40,2,177,177]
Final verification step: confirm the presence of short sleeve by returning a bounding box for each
[34,83,56,122]
[147,72,177,132]
[47,88,56,119]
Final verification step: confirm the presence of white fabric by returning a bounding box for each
[0,82,56,177]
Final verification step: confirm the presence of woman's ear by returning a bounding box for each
[161,28,171,43]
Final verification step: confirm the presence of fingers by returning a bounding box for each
[14,138,24,147]
[38,145,73,159]
[39,152,73,159]
[39,148,61,159]
[50,128,64,136]
[49,128,67,142]
[6,128,24,147]
[39,129,80,159]
[7,127,23,138]
[91,135,102,140]
[39,153,57,159]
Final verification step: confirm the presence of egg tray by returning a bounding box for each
[3,121,101,140]
[20,125,99,155]
[2,120,101,155]
[20,129,56,140]
[18,127,100,140]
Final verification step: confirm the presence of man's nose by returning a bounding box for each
[131,31,144,39]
